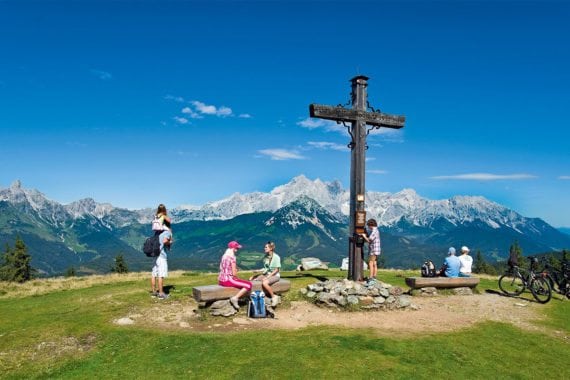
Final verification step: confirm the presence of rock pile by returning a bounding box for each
[300,279,416,310]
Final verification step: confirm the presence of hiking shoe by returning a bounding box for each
[157,293,169,300]
[229,297,239,309]
[150,291,159,297]
[270,296,280,307]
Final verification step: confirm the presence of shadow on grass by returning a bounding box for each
[164,285,176,294]
[281,273,335,282]
[485,288,549,304]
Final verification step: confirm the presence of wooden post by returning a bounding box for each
[309,76,405,281]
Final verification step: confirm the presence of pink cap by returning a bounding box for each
[228,241,242,249]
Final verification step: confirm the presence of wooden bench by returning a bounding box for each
[405,277,480,289]
[192,279,291,303]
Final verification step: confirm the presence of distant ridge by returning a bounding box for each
[1,177,569,276]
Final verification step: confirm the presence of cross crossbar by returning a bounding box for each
[309,104,405,129]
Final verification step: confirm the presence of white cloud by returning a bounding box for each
[431,173,537,181]
[182,107,202,119]
[307,141,347,151]
[239,113,252,119]
[173,116,189,125]
[367,169,388,174]
[366,157,376,162]
[191,100,233,117]
[559,176,570,180]
[258,149,306,161]
[164,94,185,102]
[90,69,112,80]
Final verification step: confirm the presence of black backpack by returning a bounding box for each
[421,260,436,277]
[143,232,161,257]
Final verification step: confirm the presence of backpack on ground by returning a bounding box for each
[248,290,267,318]
[143,232,161,257]
[421,260,436,277]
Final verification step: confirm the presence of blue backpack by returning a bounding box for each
[248,291,267,318]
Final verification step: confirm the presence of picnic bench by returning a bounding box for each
[192,279,291,303]
[405,277,480,289]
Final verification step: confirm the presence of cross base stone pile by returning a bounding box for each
[300,279,416,310]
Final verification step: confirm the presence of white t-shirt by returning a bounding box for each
[459,254,473,274]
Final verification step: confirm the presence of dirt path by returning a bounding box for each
[116,292,566,339]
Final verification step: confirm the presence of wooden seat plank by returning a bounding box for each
[405,277,480,289]
[192,279,291,302]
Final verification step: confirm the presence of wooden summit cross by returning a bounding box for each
[309,76,405,281]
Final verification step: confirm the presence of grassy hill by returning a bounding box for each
[1,270,569,379]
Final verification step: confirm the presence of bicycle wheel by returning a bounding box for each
[499,272,525,296]
[530,277,552,304]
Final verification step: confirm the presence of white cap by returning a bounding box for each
[461,246,470,253]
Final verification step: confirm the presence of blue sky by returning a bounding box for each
[0,1,569,227]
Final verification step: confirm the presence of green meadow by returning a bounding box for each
[1,270,568,379]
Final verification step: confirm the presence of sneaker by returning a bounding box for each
[270,295,280,307]
[150,291,159,297]
[229,297,239,309]
[157,293,169,300]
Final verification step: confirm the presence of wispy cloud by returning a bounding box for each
[164,94,185,102]
[297,118,345,133]
[173,116,189,125]
[90,69,112,80]
[307,141,347,151]
[367,169,388,174]
[559,176,570,180]
[368,128,404,142]
[431,173,537,181]
[239,113,252,119]
[258,149,306,161]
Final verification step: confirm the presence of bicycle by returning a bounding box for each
[540,257,570,299]
[498,256,552,304]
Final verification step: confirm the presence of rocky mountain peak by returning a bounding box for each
[10,180,22,190]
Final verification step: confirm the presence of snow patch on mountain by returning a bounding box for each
[0,176,547,236]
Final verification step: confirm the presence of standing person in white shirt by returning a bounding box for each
[458,246,473,277]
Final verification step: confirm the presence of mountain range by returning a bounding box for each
[1,176,569,276]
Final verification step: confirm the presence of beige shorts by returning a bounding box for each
[255,274,280,285]
[368,255,377,262]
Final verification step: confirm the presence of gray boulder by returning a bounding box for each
[210,300,238,317]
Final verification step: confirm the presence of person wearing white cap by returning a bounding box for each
[458,246,473,277]
[218,241,253,309]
